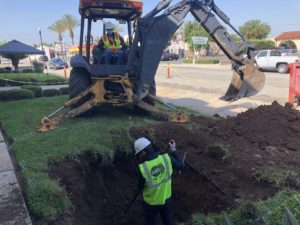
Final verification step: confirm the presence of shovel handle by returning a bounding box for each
[121,190,140,220]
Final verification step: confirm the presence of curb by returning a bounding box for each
[0,131,32,225]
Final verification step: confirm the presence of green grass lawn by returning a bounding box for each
[0,96,156,219]
[1,96,299,224]
[0,72,67,85]
[180,190,300,225]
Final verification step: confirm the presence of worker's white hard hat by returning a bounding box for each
[105,22,114,30]
[134,137,151,155]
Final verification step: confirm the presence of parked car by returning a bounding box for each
[48,58,68,70]
[255,50,300,73]
[161,52,179,61]
[281,49,298,56]
[38,55,49,62]
[170,53,179,60]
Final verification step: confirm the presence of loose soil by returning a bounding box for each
[46,102,300,225]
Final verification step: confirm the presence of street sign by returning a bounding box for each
[192,36,208,45]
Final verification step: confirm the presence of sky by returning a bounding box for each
[0,0,300,46]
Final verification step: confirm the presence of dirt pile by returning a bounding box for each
[48,102,300,225]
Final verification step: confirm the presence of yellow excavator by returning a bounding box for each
[37,0,265,132]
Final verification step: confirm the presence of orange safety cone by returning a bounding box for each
[64,67,67,79]
[167,62,171,78]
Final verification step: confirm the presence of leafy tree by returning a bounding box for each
[0,41,7,46]
[184,20,209,50]
[62,14,79,45]
[230,34,242,43]
[239,20,271,39]
[48,20,65,55]
[2,54,27,71]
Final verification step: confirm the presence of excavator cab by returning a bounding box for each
[68,0,144,108]
[77,0,142,65]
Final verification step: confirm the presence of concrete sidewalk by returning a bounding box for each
[0,84,68,91]
[159,62,232,70]
[0,131,32,225]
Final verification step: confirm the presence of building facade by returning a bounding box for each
[275,31,300,50]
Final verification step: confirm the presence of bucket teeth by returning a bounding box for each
[36,117,58,132]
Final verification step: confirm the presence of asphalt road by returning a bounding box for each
[155,65,289,117]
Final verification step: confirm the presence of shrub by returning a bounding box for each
[22,69,34,73]
[43,89,61,97]
[184,59,220,64]
[45,78,65,84]
[21,85,43,97]
[30,78,38,83]
[252,168,296,187]
[1,89,35,101]
[32,60,44,73]
[59,87,70,95]
[10,77,32,86]
[0,91,7,101]
[252,39,275,50]
[0,79,7,86]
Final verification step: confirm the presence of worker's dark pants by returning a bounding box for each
[143,198,175,225]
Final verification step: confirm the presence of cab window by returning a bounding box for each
[270,50,281,56]
[257,51,268,57]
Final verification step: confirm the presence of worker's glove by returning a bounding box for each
[169,140,176,152]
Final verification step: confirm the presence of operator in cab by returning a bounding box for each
[95,21,127,65]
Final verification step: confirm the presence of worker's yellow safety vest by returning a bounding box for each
[102,32,121,50]
[139,154,173,205]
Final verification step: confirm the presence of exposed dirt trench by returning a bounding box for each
[49,152,234,225]
[48,102,300,225]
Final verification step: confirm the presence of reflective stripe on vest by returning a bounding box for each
[139,154,173,205]
[102,32,121,49]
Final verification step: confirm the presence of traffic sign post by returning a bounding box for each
[192,36,209,64]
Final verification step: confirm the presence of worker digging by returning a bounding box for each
[132,138,184,225]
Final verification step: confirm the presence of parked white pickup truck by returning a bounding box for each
[255,50,300,73]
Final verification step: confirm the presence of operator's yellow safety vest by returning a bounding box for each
[102,32,121,50]
[139,154,173,205]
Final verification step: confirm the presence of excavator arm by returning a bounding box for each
[127,0,265,101]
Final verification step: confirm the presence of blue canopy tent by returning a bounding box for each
[0,40,44,71]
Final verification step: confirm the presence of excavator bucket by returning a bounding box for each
[223,64,265,101]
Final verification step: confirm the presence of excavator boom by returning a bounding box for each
[127,0,265,101]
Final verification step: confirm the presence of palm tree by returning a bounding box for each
[62,14,79,45]
[48,20,65,57]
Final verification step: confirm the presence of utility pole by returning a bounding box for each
[38,27,48,76]
[38,27,44,52]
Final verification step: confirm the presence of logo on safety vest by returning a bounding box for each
[151,163,165,177]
